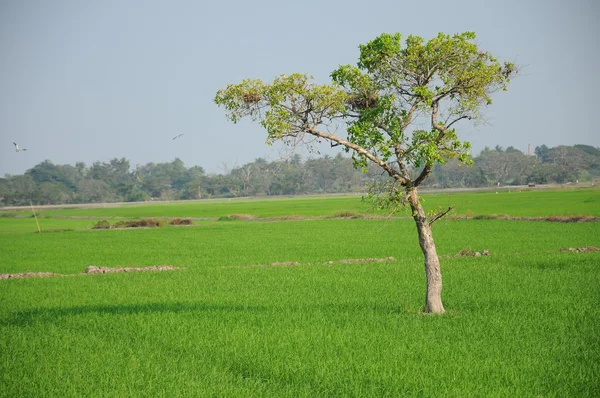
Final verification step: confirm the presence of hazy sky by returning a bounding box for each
[1,0,598,176]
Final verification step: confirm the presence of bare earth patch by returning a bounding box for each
[558,246,600,253]
[0,265,182,280]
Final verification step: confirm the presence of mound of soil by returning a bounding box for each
[269,261,300,267]
[0,265,182,280]
[92,220,111,229]
[222,214,257,221]
[558,246,600,253]
[325,256,396,264]
[84,265,180,274]
[457,249,490,257]
[457,215,600,222]
[222,256,396,269]
[542,216,599,223]
[273,215,309,221]
[0,272,58,280]
[170,218,193,225]
[93,218,193,229]
[112,219,163,228]
[329,212,362,219]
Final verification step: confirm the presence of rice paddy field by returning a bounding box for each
[1,186,599,397]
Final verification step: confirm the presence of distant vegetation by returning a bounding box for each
[1,144,598,206]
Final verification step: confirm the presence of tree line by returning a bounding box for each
[0,144,598,206]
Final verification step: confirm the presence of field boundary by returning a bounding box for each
[220,248,600,269]
[0,265,182,280]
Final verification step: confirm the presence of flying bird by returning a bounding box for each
[172,134,184,140]
[13,142,26,152]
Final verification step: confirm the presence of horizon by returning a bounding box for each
[2,142,598,177]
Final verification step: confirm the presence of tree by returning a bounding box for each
[534,145,551,162]
[216,32,517,313]
[573,145,600,177]
[38,182,71,204]
[89,158,135,199]
[427,158,486,188]
[476,146,535,186]
[547,146,588,183]
[530,145,594,183]
[304,155,337,193]
[26,160,78,193]
[77,180,116,203]
[4,175,38,205]
[179,166,206,199]
[0,178,9,205]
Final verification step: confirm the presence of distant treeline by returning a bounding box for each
[1,144,598,206]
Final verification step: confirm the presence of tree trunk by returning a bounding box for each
[406,188,445,314]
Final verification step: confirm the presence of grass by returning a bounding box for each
[1,186,598,236]
[1,185,598,221]
[1,187,599,396]
[424,186,600,217]
[0,217,132,235]
[0,218,598,274]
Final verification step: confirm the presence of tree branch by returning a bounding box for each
[446,115,470,129]
[432,87,458,104]
[413,164,432,187]
[412,100,442,187]
[306,127,409,185]
[428,206,454,225]
[395,158,412,182]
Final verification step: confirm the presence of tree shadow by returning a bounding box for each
[1,302,267,327]
[1,299,426,328]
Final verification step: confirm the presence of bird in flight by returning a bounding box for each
[172,134,184,140]
[13,142,26,152]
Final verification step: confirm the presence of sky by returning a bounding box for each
[0,0,598,176]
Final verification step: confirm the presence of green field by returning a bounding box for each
[1,187,599,396]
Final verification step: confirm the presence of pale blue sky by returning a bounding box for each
[1,0,598,176]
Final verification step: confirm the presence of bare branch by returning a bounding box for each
[428,206,454,225]
[395,158,412,182]
[446,115,470,129]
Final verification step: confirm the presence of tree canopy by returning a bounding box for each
[215,32,517,191]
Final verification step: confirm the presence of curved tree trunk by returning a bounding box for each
[406,188,445,314]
